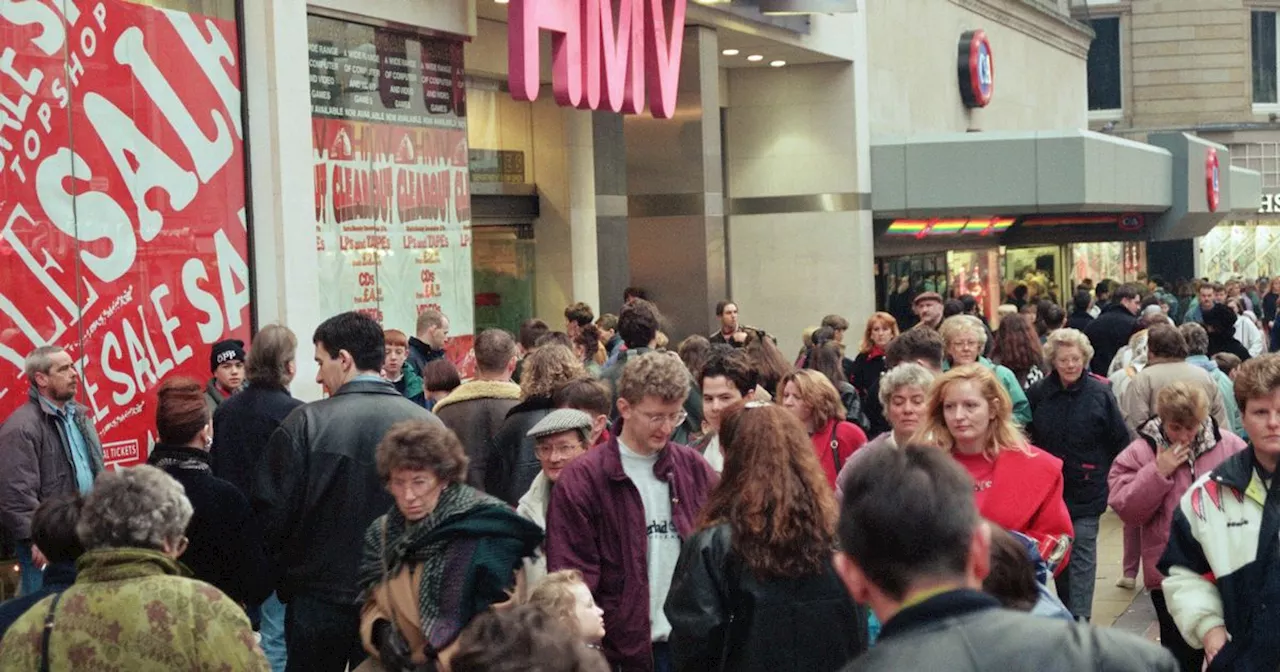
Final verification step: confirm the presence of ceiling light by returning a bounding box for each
[770,60,786,67]
[747,54,764,62]
[494,0,509,4]
[722,49,740,56]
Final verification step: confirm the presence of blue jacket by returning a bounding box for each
[0,561,75,638]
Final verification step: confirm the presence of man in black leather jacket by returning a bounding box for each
[834,444,1177,672]
[252,312,438,672]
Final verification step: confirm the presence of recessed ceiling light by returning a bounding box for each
[747,54,764,62]
[770,60,786,67]
[494,0,509,4]
[722,49,740,56]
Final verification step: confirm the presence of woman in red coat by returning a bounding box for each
[779,369,867,489]
[915,364,1074,576]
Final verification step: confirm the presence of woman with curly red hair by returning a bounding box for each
[665,402,866,671]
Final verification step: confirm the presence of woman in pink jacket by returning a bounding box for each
[1108,382,1246,672]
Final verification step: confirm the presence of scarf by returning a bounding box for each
[1138,416,1215,478]
[357,483,543,652]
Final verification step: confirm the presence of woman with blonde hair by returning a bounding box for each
[665,402,866,671]
[940,315,1032,425]
[779,369,867,489]
[915,364,1073,576]
[849,312,898,398]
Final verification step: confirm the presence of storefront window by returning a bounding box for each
[947,249,1001,319]
[876,254,949,329]
[473,227,536,335]
[1202,223,1280,280]
[1003,246,1063,305]
[307,16,474,366]
[0,0,249,466]
[1069,241,1146,287]
[466,79,537,331]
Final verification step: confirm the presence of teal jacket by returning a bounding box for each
[943,357,1033,427]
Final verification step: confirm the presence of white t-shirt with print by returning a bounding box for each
[618,439,681,642]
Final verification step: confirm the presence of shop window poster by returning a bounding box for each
[0,0,251,467]
[308,15,475,374]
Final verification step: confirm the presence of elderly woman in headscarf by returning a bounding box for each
[358,420,543,672]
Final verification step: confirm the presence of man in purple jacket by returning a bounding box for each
[545,351,718,672]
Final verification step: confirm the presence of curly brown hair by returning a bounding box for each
[989,314,1043,383]
[519,345,587,399]
[376,420,469,483]
[699,402,837,579]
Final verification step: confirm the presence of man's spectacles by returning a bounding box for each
[639,410,688,428]
[535,441,586,458]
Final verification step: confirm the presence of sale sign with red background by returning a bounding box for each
[0,0,251,467]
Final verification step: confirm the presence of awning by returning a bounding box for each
[871,130,1261,251]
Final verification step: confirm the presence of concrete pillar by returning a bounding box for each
[243,0,324,401]
[594,112,630,313]
[626,27,725,340]
[531,101,601,325]
[724,54,875,355]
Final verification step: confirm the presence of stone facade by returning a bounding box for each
[868,0,1093,136]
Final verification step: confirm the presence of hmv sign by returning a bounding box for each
[508,0,688,118]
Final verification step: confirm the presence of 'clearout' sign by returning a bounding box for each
[0,0,251,466]
[508,0,688,118]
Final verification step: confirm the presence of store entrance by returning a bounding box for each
[1003,246,1065,306]
[472,224,536,336]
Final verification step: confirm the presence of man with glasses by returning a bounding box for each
[516,409,595,586]
[546,352,719,672]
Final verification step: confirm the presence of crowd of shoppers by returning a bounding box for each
[5,274,1280,671]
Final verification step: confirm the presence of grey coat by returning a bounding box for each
[0,390,104,541]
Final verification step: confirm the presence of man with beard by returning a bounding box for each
[0,346,104,597]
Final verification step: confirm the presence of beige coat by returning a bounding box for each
[1119,360,1230,433]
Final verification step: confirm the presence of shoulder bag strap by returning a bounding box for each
[829,423,844,472]
[39,591,65,672]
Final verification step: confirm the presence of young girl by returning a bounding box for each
[526,570,605,649]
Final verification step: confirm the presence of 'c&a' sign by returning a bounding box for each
[508,0,687,119]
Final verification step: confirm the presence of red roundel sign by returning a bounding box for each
[958,30,994,108]
[1206,148,1221,213]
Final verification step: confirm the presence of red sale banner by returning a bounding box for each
[0,0,250,467]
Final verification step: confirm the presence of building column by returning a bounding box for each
[243,0,324,401]
[594,112,630,313]
[530,100,601,325]
[626,26,725,340]
[724,53,875,355]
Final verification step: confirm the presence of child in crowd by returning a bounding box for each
[526,570,606,651]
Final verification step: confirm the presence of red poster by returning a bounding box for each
[0,0,250,467]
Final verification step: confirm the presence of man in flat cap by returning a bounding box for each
[516,408,595,586]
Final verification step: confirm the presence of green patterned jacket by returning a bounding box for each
[0,548,269,671]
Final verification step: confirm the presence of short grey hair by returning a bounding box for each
[939,315,987,348]
[24,345,66,384]
[77,465,193,551]
[878,363,935,408]
[1043,328,1094,367]
[1179,322,1210,356]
